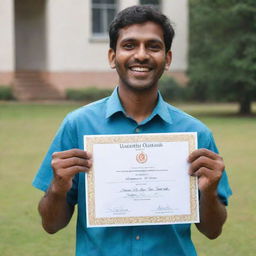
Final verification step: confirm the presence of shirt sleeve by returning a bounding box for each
[32,114,79,205]
[205,132,232,206]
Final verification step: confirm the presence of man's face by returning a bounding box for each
[108,21,172,92]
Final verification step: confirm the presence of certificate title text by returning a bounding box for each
[120,142,163,149]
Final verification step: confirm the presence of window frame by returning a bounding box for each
[91,0,118,40]
[140,0,162,10]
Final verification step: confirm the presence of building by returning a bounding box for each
[0,0,188,100]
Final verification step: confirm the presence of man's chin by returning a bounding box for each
[124,80,157,92]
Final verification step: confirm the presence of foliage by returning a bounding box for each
[66,81,191,103]
[159,76,189,102]
[0,86,14,100]
[66,87,113,101]
[189,0,256,114]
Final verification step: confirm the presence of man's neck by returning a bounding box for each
[118,85,158,124]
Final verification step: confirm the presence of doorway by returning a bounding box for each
[14,0,47,71]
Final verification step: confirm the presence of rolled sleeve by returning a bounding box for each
[32,114,78,192]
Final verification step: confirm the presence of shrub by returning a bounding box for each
[159,76,188,102]
[66,87,113,101]
[0,86,14,100]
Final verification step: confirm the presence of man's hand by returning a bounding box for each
[188,148,225,194]
[188,148,227,239]
[51,149,92,195]
[38,149,92,234]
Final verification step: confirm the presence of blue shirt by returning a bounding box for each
[33,88,232,256]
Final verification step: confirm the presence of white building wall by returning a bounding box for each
[47,0,187,72]
[162,0,188,71]
[47,0,110,71]
[0,0,14,71]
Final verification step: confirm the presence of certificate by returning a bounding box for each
[84,132,199,227]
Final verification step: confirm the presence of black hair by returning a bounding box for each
[109,5,175,53]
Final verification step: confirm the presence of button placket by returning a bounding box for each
[135,127,140,133]
[131,227,143,255]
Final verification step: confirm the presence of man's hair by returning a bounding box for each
[109,5,175,53]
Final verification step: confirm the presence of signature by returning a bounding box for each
[120,186,170,193]
[107,206,129,215]
[156,204,172,211]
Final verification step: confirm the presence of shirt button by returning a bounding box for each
[136,235,140,240]
[135,128,140,133]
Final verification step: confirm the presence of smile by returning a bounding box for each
[129,66,152,72]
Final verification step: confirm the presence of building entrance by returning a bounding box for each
[15,0,47,71]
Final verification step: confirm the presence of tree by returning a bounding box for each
[189,0,256,114]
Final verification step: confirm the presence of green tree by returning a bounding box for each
[189,0,256,114]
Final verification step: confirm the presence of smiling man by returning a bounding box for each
[33,5,232,256]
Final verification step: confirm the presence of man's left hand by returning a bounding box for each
[188,148,225,193]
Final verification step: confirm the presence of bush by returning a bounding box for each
[0,86,14,100]
[66,87,113,101]
[159,76,189,102]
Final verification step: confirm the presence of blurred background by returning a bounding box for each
[0,0,255,255]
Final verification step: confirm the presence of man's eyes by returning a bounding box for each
[123,43,135,49]
[121,43,162,51]
[148,44,162,51]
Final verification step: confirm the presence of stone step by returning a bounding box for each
[13,71,64,101]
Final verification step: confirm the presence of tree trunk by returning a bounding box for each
[239,93,252,115]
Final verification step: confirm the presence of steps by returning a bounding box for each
[12,71,64,101]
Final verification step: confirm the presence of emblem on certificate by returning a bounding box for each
[84,132,199,228]
[136,152,148,164]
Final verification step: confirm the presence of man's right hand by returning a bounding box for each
[51,149,92,195]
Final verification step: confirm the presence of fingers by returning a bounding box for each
[188,148,225,193]
[52,158,92,181]
[189,156,219,175]
[51,149,92,178]
[55,165,91,177]
[188,148,220,162]
[52,148,91,160]
[51,149,92,194]
[188,149,224,174]
[190,167,222,181]
[52,157,92,170]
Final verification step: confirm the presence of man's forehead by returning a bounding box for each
[117,21,164,42]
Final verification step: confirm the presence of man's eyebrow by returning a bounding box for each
[120,38,164,44]
[147,39,164,45]
[120,38,137,43]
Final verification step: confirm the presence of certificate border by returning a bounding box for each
[85,133,198,227]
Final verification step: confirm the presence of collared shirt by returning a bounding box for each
[33,87,232,256]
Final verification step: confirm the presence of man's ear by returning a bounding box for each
[108,48,116,69]
[165,51,172,70]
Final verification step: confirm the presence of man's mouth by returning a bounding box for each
[129,66,152,72]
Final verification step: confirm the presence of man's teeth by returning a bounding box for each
[130,67,150,72]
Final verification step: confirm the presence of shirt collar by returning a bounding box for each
[106,87,173,125]
[105,87,126,118]
[150,93,173,125]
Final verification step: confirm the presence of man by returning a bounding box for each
[33,5,232,256]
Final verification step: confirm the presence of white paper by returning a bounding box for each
[84,133,199,227]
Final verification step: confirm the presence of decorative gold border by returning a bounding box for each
[86,133,198,227]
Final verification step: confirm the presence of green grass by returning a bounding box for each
[0,101,255,256]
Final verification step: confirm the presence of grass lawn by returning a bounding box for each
[0,101,255,256]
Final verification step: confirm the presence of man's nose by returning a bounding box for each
[134,45,149,62]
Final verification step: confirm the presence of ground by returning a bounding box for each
[0,101,255,256]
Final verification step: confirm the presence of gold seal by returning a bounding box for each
[136,152,148,164]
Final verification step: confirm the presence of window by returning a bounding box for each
[140,0,161,10]
[92,0,117,37]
